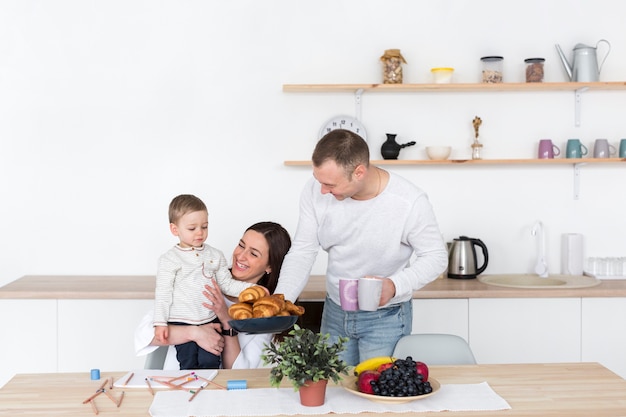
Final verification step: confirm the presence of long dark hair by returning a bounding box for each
[246,222,291,294]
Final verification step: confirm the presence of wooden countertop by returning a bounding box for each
[1,363,625,416]
[2,274,626,300]
[415,275,626,298]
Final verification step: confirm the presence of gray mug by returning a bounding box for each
[566,139,588,158]
[593,139,616,158]
[620,139,626,158]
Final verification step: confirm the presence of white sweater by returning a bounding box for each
[154,244,251,326]
[276,172,448,305]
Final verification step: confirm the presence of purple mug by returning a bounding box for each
[339,278,359,311]
[538,139,561,159]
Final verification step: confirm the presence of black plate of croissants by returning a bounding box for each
[228,285,305,334]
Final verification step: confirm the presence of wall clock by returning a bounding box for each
[318,115,367,141]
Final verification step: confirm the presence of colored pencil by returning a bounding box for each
[82,379,108,404]
[197,375,227,390]
[123,372,134,386]
[116,391,125,407]
[103,389,117,404]
[145,378,154,395]
[168,372,192,383]
[188,383,206,402]
[89,399,99,415]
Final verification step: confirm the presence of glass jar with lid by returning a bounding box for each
[480,56,503,83]
[524,58,545,82]
[380,49,407,84]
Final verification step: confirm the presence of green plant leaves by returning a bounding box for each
[261,325,351,390]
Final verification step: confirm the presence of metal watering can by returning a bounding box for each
[555,39,611,82]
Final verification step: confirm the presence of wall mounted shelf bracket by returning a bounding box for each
[355,88,363,121]
[573,162,586,200]
[574,87,589,127]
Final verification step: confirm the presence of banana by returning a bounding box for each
[353,356,395,376]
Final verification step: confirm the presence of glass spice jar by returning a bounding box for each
[380,49,407,84]
[524,58,545,83]
[480,56,503,83]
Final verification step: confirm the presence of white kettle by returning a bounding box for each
[555,39,610,82]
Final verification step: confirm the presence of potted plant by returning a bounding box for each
[261,325,350,406]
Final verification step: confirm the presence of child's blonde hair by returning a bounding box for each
[168,194,207,224]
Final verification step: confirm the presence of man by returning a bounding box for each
[276,129,448,365]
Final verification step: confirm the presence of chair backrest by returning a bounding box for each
[392,333,476,365]
[144,346,169,369]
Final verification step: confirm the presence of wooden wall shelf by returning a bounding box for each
[284,158,626,166]
[283,81,626,93]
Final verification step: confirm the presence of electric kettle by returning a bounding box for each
[448,236,489,279]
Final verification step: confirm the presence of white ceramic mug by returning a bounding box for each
[357,276,383,311]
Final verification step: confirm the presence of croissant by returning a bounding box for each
[238,285,266,303]
[284,300,305,316]
[228,302,253,320]
[252,295,285,318]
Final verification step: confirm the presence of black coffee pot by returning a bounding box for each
[381,133,416,160]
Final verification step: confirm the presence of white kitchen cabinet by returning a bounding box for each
[411,299,469,341]
[581,297,626,379]
[469,298,581,364]
[57,299,153,372]
[0,300,58,388]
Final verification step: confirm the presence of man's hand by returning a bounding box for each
[380,277,396,306]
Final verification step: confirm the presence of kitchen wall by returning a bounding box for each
[1,0,625,288]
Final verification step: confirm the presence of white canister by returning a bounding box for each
[431,67,454,84]
[561,233,584,275]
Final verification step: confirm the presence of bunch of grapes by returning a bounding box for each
[370,357,433,397]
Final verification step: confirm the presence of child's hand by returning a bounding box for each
[154,326,168,343]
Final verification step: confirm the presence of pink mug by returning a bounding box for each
[538,139,561,159]
[339,278,359,311]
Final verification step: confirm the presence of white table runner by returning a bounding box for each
[149,382,511,417]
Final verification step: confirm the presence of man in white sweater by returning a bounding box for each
[276,129,448,365]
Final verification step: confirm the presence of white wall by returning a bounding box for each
[1,0,625,287]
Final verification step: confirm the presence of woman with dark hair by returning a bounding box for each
[135,221,292,369]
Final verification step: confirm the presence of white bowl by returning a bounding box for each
[426,146,452,160]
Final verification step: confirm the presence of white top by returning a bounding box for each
[276,173,448,304]
[154,244,252,326]
[135,300,273,370]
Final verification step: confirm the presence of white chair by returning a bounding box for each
[392,333,477,365]
[144,346,168,369]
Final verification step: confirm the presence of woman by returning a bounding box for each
[135,221,292,369]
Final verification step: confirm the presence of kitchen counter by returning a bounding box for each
[415,275,626,298]
[2,274,626,301]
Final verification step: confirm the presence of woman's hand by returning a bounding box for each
[202,280,230,322]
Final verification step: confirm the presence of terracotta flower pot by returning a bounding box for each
[298,379,328,407]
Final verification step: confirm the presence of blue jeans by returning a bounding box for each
[320,295,412,366]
